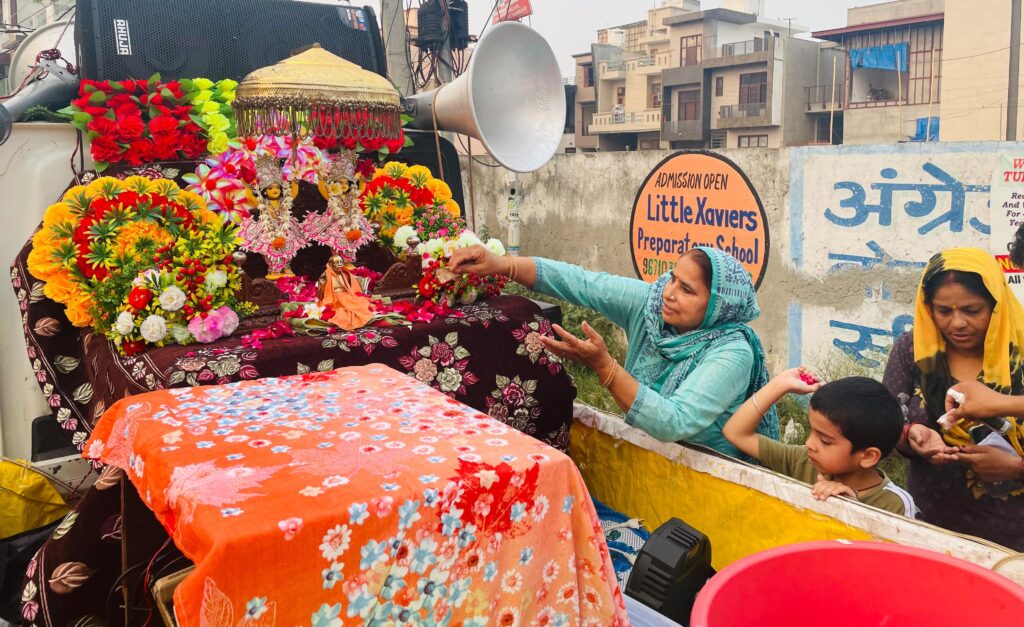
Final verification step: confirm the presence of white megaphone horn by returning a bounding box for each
[402,22,565,173]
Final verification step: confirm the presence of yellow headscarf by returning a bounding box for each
[913,248,1024,496]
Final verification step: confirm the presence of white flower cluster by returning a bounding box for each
[414,230,505,263]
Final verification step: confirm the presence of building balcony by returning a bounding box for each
[717,102,771,129]
[624,51,673,75]
[598,60,627,79]
[640,28,670,46]
[590,108,663,133]
[662,119,703,142]
[575,84,596,103]
[704,37,774,68]
[805,84,845,113]
[720,39,768,57]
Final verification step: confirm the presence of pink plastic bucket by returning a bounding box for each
[690,541,1024,627]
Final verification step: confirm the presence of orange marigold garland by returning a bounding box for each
[359,162,462,249]
[27,176,253,354]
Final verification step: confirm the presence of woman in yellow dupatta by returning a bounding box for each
[883,248,1024,549]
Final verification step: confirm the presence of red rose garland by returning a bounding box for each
[64,74,210,171]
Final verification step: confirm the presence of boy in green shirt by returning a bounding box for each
[724,368,918,517]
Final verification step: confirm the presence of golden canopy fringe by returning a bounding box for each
[232,46,402,142]
[233,99,401,141]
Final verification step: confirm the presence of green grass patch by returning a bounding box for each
[505,283,625,415]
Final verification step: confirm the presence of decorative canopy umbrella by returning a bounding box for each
[232,45,401,144]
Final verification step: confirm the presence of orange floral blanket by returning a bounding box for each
[84,365,627,626]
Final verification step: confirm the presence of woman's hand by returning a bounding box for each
[812,474,857,502]
[957,445,1024,482]
[770,367,823,396]
[447,245,508,276]
[907,423,959,463]
[541,322,614,374]
[945,380,1012,419]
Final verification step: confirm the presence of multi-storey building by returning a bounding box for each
[938,0,1023,141]
[576,0,833,151]
[812,0,944,145]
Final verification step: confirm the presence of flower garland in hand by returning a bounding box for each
[27,176,252,354]
[415,231,507,306]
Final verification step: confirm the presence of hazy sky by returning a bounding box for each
[361,1,882,76]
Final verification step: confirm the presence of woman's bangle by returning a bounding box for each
[751,393,764,416]
[505,255,518,283]
[600,363,619,388]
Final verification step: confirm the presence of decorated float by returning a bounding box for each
[1,8,1023,627]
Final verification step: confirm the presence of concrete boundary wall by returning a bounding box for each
[462,141,1023,374]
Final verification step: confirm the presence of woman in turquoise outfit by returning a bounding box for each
[449,245,777,458]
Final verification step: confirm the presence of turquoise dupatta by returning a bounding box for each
[638,247,778,439]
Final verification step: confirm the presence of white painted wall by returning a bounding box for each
[0,124,92,460]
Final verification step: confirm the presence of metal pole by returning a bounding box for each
[829,56,837,144]
[926,47,935,141]
[897,49,903,141]
[1008,0,1022,140]
[381,0,414,97]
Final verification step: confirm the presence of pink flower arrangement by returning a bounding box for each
[187,306,240,343]
[183,135,326,223]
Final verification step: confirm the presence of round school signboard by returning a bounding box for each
[630,151,770,288]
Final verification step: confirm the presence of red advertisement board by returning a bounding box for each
[493,0,533,24]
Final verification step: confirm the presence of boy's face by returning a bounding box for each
[804,409,862,475]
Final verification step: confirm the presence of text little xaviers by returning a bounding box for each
[636,193,762,267]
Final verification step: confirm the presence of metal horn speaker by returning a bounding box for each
[403,22,565,173]
[0,20,79,145]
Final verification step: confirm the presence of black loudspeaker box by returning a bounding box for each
[75,0,388,82]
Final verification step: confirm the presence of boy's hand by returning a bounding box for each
[907,423,959,463]
[812,474,857,502]
[771,367,823,396]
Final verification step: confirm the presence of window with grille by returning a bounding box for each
[738,134,768,148]
[715,76,724,97]
[739,72,767,103]
[583,65,594,87]
[677,90,699,121]
[680,35,701,66]
[650,82,662,109]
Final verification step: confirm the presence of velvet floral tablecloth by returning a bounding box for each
[81,365,626,626]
